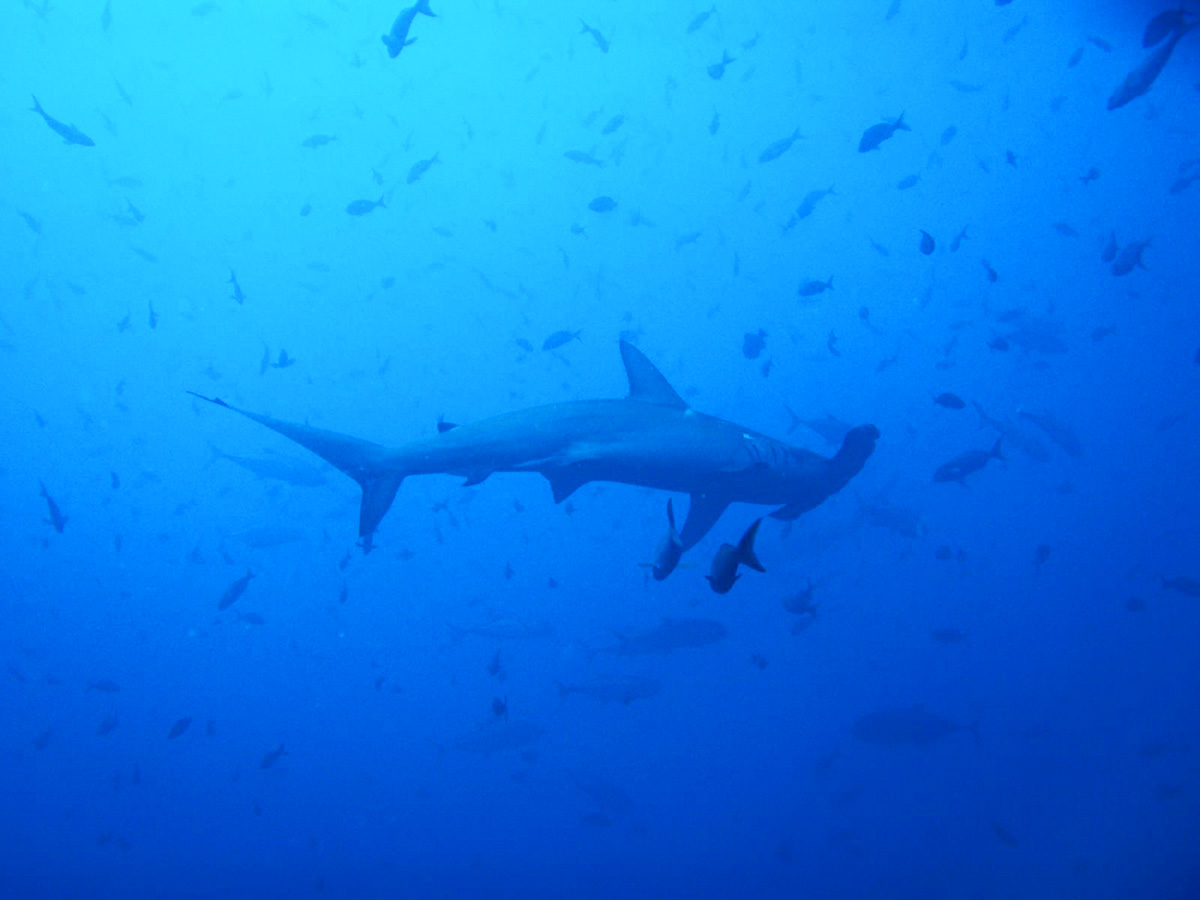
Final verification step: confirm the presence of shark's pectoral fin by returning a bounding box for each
[679,492,731,550]
[544,468,591,504]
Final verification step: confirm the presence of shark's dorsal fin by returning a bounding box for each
[679,492,731,550]
[620,341,688,409]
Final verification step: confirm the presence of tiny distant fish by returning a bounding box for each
[1052,221,1078,237]
[600,113,624,135]
[931,627,967,644]
[933,437,1004,484]
[217,570,255,610]
[1088,35,1113,52]
[992,823,1020,848]
[579,20,610,53]
[1160,575,1200,597]
[896,173,921,190]
[492,696,508,720]
[1079,166,1100,185]
[167,717,192,739]
[742,329,767,360]
[29,95,95,146]
[300,134,336,149]
[940,125,958,146]
[260,743,286,768]
[346,197,386,216]
[237,611,265,625]
[707,50,735,80]
[1111,239,1150,276]
[382,0,435,58]
[858,113,909,152]
[708,110,720,135]
[406,152,439,184]
[706,519,765,594]
[88,680,121,693]
[588,195,617,212]
[918,230,935,254]
[39,481,68,533]
[564,150,604,167]
[18,211,42,234]
[758,127,803,163]
[1067,45,1085,68]
[97,714,119,736]
[228,269,246,304]
[1033,544,1052,566]
[1091,325,1115,342]
[933,392,966,410]
[981,259,998,282]
[542,329,582,351]
[798,277,833,297]
[686,4,716,34]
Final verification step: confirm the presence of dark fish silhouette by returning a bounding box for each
[217,570,255,610]
[706,518,765,593]
[1160,575,1200,598]
[918,230,936,255]
[38,481,68,532]
[758,128,803,163]
[707,50,735,80]
[382,0,435,58]
[167,717,192,739]
[1018,410,1083,458]
[1107,22,1195,110]
[858,113,909,152]
[1111,239,1150,276]
[798,277,834,297]
[406,153,439,184]
[933,437,1004,484]
[260,743,287,768]
[541,329,581,351]
[1144,7,1190,48]
[933,392,966,410]
[29,95,94,146]
[346,197,386,216]
[228,269,246,304]
[588,195,617,212]
[686,5,716,34]
[650,499,684,581]
[301,134,336,149]
[579,20,609,53]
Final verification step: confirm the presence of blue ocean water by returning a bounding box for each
[3,1,1199,897]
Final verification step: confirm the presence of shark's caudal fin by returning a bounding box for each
[188,393,401,546]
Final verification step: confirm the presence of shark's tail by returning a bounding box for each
[189,393,402,548]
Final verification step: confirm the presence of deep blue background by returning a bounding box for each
[2,1,1198,897]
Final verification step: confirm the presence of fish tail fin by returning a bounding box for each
[189,392,405,547]
[30,95,42,114]
[895,112,909,130]
[579,20,590,33]
[739,519,766,573]
[417,0,435,16]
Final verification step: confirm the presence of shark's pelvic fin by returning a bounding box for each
[679,492,731,550]
[620,341,688,409]
[544,467,590,504]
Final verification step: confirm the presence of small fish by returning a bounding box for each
[88,680,121,693]
[686,4,716,34]
[1079,166,1100,185]
[931,628,967,644]
[758,127,803,163]
[579,20,610,53]
[1111,239,1151,276]
[981,259,998,282]
[1088,35,1114,52]
[708,110,720,135]
[300,134,336,149]
[381,0,435,58]
[940,125,958,146]
[271,349,296,369]
[650,499,684,581]
[228,269,246,304]
[542,329,581,351]
[600,113,624,134]
[858,113,909,152]
[742,329,767,360]
[1052,221,1078,237]
[406,152,439,184]
[1067,45,1085,68]
[933,437,1004,484]
[896,172,921,190]
[1160,575,1200,598]
[491,696,508,720]
[798,277,833,297]
[794,186,835,220]
[1033,544,1052,566]
[933,392,966,410]
[564,150,604,167]
[167,717,192,739]
[707,50,735,80]
[217,570,255,610]
[918,230,936,254]
[260,743,287,768]
[97,714,119,736]
[706,518,766,594]
[34,480,70,535]
[18,210,42,234]
[346,197,386,216]
[29,95,95,146]
[587,195,617,213]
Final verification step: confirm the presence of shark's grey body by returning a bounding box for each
[191,341,878,555]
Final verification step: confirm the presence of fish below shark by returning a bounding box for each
[190,341,878,559]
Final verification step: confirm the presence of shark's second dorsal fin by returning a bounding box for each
[620,341,687,409]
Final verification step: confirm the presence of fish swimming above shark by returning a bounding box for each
[189,341,878,557]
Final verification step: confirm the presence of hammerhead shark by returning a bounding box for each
[190,341,878,559]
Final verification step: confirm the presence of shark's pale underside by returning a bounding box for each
[190,341,878,555]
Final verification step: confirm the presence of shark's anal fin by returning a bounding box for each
[544,468,590,504]
[679,492,731,550]
[620,341,688,408]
